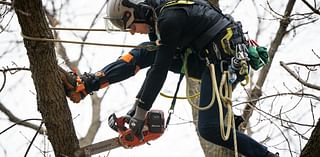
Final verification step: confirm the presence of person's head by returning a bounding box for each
[106,0,154,34]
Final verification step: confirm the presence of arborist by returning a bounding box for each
[61,0,277,156]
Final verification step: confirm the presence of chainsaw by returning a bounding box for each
[75,110,165,157]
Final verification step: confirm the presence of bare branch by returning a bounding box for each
[286,62,320,67]
[312,49,320,59]
[301,0,320,15]
[79,92,105,147]
[280,61,320,90]
[0,67,30,92]
[242,101,314,127]
[0,101,44,134]
[0,1,11,5]
[241,0,298,133]
[76,1,108,68]
[24,122,44,156]
[45,9,77,71]
[286,18,319,33]
[239,91,320,105]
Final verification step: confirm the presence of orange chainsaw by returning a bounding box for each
[75,110,165,157]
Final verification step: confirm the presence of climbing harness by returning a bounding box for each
[159,0,195,13]
[162,49,239,156]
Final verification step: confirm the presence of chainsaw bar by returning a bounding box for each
[75,137,121,157]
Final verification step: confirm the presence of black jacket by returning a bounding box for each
[136,0,232,110]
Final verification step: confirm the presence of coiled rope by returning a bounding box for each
[160,49,239,157]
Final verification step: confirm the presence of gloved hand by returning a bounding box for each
[123,100,139,123]
[128,116,145,141]
[126,101,138,117]
[128,103,148,141]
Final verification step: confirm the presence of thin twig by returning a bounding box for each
[241,102,315,127]
[0,1,11,5]
[301,0,320,15]
[24,122,44,157]
[280,61,320,90]
[0,67,30,92]
[0,118,43,135]
[77,1,108,66]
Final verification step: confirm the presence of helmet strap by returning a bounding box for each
[122,11,132,29]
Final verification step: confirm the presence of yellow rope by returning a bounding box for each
[51,27,107,31]
[185,52,216,111]
[159,92,200,99]
[160,62,239,156]
[20,33,151,49]
[50,27,127,32]
[159,57,238,156]
[210,65,238,157]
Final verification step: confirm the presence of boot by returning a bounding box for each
[266,151,279,157]
[59,67,102,103]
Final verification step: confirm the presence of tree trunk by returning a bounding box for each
[300,118,320,157]
[13,0,79,156]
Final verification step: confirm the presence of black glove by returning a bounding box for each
[128,117,145,141]
[124,100,140,123]
[126,100,139,117]
[128,104,148,141]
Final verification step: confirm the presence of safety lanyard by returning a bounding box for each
[165,73,184,128]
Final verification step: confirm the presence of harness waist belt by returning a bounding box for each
[193,19,230,51]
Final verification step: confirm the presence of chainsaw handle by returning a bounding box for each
[119,110,165,148]
[108,113,129,132]
[108,110,165,149]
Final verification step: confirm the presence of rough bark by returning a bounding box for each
[300,118,320,157]
[13,0,79,156]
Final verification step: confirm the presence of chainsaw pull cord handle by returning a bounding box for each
[165,73,184,128]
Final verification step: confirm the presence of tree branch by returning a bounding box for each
[0,67,30,92]
[301,0,320,15]
[0,1,11,5]
[280,61,320,90]
[76,1,108,69]
[0,101,45,134]
[241,0,297,132]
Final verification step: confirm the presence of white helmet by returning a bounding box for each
[106,0,146,31]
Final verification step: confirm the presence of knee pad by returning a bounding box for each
[119,53,140,74]
[119,53,134,63]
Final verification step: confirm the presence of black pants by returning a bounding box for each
[198,65,268,157]
[95,41,268,157]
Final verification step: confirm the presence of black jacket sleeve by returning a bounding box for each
[136,9,187,110]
